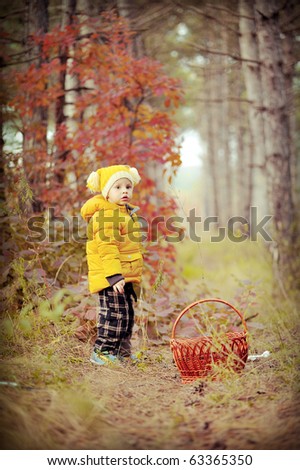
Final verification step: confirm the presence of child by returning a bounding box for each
[81,164,143,365]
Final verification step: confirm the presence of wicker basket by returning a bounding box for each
[170,298,248,383]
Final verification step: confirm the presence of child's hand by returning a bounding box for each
[113,279,125,294]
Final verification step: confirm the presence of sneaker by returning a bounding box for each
[90,350,119,366]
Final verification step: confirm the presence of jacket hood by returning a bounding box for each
[81,195,106,221]
[80,195,139,221]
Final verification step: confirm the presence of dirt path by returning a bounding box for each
[1,338,299,450]
[84,346,300,450]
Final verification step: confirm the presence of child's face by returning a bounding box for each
[107,178,133,205]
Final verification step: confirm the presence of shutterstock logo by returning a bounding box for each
[183,207,272,243]
[26,207,273,244]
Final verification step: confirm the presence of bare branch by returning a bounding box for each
[0,52,77,68]
[1,37,24,45]
[5,48,35,59]
[0,8,27,20]
[128,95,144,148]
[65,87,94,93]
[281,12,300,27]
[282,25,300,33]
[206,3,255,21]
[0,56,40,68]
[195,97,254,104]
[131,4,173,30]
[171,0,240,35]
[184,41,261,65]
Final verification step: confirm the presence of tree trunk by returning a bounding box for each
[238,0,268,217]
[55,0,97,194]
[235,93,253,223]
[205,38,221,221]
[0,105,5,207]
[245,116,254,224]
[219,26,232,223]
[254,0,297,283]
[281,1,298,209]
[54,0,77,186]
[23,0,49,212]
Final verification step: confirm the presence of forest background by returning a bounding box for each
[0,0,300,452]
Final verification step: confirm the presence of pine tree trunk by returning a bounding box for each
[254,0,297,283]
[23,0,49,212]
[238,0,268,216]
[0,105,11,255]
[0,105,4,207]
[235,91,253,223]
[219,26,232,223]
[206,63,220,220]
[281,1,298,209]
[54,0,77,186]
[58,0,98,191]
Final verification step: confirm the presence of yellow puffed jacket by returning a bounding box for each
[81,195,143,294]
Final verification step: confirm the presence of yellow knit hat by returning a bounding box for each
[86,165,141,198]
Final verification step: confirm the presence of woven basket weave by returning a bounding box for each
[170,298,248,383]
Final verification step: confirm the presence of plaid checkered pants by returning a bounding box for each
[95,283,136,357]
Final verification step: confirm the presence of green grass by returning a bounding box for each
[177,237,274,297]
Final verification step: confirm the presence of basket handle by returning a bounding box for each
[171,298,247,339]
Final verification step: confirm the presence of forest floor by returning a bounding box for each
[0,239,300,450]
